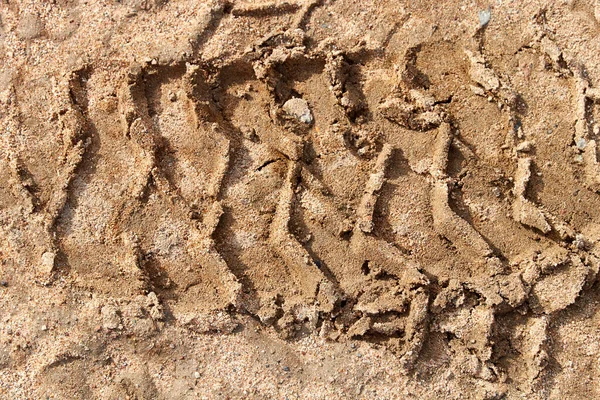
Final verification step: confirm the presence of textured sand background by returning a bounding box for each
[2,0,600,398]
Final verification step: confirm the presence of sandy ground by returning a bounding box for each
[2,0,600,398]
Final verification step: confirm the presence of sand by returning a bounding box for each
[2,0,600,398]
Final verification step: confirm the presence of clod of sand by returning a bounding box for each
[101,305,122,330]
[17,13,45,40]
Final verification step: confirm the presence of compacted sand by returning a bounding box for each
[2,1,600,398]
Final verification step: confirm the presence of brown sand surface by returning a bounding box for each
[2,1,600,398]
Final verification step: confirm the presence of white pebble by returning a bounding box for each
[478,8,491,27]
[282,97,313,124]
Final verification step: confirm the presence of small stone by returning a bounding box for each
[41,325,48,331]
[409,89,435,108]
[39,252,56,278]
[576,138,587,150]
[0,281,7,287]
[594,125,600,135]
[478,8,491,27]
[516,141,532,152]
[146,291,164,321]
[574,234,588,250]
[283,366,290,372]
[282,97,313,124]
[194,371,201,379]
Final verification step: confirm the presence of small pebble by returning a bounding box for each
[516,141,532,152]
[282,97,313,124]
[283,366,290,372]
[576,138,587,150]
[194,371,200,379]
[478,8,491,27]
[40,251,56,277]
[41,325,48,331]
[574,234,588,250]
[0,281,8,287]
